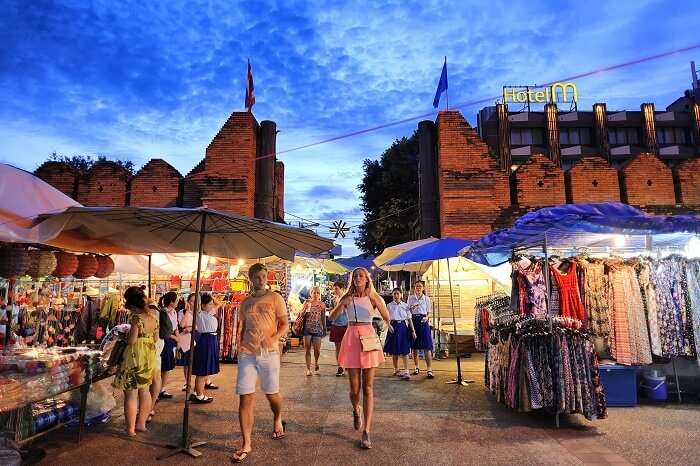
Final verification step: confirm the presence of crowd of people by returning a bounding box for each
[111,265,437,461]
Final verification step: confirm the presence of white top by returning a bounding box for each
[177,310,193,352]
[407,293,431,316]
[348,296,374,323]
[387,301,411,321]
[196,311,218,334]
[165,308,178,333]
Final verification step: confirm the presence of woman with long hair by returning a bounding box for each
[176,293,196,391]
[330,267,390,449]
[113,286,158,436]
[157,292,179,399]
[300,286,326,376]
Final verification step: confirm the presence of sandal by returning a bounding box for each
[427,370,434,379]
[352,408,362,431]
[360,431,372,449]
[231,449,251,463]
[272,420,287,440]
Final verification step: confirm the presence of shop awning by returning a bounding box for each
[461,202,700,266]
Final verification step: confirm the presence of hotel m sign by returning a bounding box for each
[503,82,578,104]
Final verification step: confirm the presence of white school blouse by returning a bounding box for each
[387,301,411,321]
[407,294,431,316]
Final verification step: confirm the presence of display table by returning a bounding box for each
[0,347,107,444]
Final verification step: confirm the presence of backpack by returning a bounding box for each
[159,308,173,340]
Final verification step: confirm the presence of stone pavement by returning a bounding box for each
[32,340,700,465]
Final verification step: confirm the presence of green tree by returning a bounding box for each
[355,132,419,255]
[48,152,135,175]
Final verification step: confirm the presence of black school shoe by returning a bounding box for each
[205,383,219,390]
[335,367,344,377]
[158,391,173,399]
[189,394,213,404]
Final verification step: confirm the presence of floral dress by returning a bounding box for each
[113,312,157,390]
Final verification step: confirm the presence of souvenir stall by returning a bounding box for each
[464,202,700,420]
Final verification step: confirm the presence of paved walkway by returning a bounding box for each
[33,341,699,465]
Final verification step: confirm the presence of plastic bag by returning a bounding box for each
[67,378,116,418]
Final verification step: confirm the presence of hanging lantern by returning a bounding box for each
[53,252,79,278]
[74,254,98,279]
[27,250,58,279]
[0,247,30,278]
[94,255,115,278]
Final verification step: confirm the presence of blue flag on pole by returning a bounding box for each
[433,58,448,108]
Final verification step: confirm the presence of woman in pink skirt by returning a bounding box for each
[329,267,390,450]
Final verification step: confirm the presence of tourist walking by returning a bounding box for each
[232,263,289,463]
[301,286,326,376]
[409,280,434,378]
[328,281,348,376]
[384,288,416,381]
[113,286,157,436]
[190,293,220,404]
[330,267,390,450]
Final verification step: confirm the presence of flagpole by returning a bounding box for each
[445,57,448,110]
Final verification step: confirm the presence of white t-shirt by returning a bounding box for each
[387,301,411,321]
[407,294,431,316]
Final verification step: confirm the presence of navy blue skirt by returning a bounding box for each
[384,320,411,355]
[411,315,433,351]
[176,349,190,366]
[192,333,220,376]
[161,338,177,372]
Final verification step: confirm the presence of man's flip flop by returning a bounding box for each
[272,421,287,440]
[231,449,250,463]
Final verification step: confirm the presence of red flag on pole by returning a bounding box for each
[245,59,255,112]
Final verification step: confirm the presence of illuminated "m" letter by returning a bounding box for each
[550,82,578,103]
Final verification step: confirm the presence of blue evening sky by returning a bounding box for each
[1,0,699,257]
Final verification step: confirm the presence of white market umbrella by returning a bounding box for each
[31,206,334,458]
[0,163,80,243]
[373,237,438,271]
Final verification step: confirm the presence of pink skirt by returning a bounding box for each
[337,325,385,369]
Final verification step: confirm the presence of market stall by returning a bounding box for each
[463,202,700,422]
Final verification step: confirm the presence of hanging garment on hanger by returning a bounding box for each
[636,260,662,357]
[550,261,586,322]
[512,260,547,316]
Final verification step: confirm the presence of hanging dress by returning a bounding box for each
[550,261,586,322]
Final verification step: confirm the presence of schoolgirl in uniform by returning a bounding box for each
[408,280,434,379]
[383,288,416,381]
[190,293,220,403]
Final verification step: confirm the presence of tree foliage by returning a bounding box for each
[355,131,419,255]
[48,152,135,175]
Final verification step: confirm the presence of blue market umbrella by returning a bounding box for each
[386,238,474,386]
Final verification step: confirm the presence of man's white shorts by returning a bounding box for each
[236,352,281,395]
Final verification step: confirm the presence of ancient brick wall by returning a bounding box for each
[566,156,621,203]
[34,162,78,198]
[130,159,183,207]
[620,153,676,206]
[436,111,510,239]
[76,161,130,207]
[675,158,700,206]
[513,154,566,208]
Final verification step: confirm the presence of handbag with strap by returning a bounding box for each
[292,309,307,336]
[352,298,382,352]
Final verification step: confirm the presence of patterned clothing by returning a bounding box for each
[637,261,662,356]
[113,312,157,390]
[686,261,700,365]
[579,259,612,353]
[607,264,633,365]
[512,260,548,316]
[302,300,326,335]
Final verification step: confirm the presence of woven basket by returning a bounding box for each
[94,255,115,278]
[27,250,58,278]
[53,252,79,278]
[0,247,30,278]
[74,254,99,279]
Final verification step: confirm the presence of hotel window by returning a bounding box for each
[655,127,690,145]
[608,127,640,145]
[510,128,544,145]
[560,128,592,145]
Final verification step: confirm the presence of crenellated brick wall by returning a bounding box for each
[566,156,621,203]
[34,111,283,219]
[35,162,78,198]
[513,154,566,207]
[77,161,130,207]
[621,153,676,206]
[130,159,182,207]
[436,111,510,239]
[675,158,700,206]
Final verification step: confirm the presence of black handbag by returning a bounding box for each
[107,335,127,366]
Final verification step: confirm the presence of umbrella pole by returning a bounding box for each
[148,255,152,299]
[159,213,208,459]
[435,261,441,360]
[446,258,471,386]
